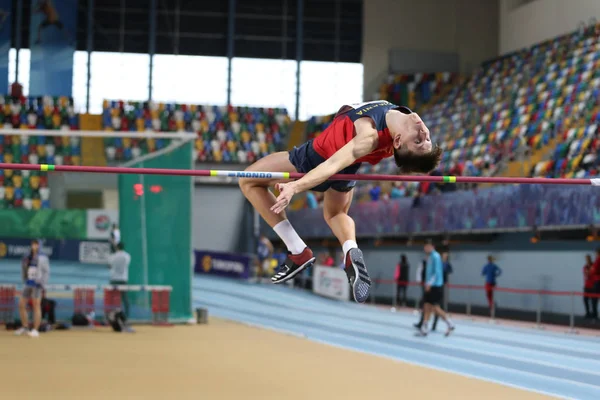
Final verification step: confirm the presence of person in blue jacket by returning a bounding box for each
[417,240,455,337]
[432,251,453,331]
[482,255,502,312]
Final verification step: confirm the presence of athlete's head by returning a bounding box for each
[30,239,39,254]
[388,110,442,174]
[424,239,435,255]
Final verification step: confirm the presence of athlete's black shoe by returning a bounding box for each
[271,247,315,284]
[344,248,371,303]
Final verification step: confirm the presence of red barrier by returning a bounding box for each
[376,279,600,298]
[0,286,16,324]
[74,287,95,314]
[103,288,122,319]
[151,288,171,326]
[376,279,598,332]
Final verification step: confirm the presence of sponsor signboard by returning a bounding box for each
[194,250,251,279]
[312,264,350,301]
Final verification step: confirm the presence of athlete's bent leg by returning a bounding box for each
[239,152,296,228]
[323,189,371,303]
[323,188,356,249]
[239,152,314,283]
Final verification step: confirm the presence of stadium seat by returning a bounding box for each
[0,96,81,208]
[300,25,600,204]
[102,101,291,164]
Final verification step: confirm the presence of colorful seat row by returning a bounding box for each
[102,101,290,163]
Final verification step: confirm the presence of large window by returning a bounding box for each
[152,55,228,106]
[10,49,89,113]
[88,52,150,114]
[231,57,297,113]
[8,48,31,96]
[299,61,363,120]
[7,49,364,120]
[72,51,88,113]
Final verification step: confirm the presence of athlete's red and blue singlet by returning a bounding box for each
[312,100,413,165]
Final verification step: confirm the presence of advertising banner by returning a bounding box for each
[78,241,112,264]
[0,1,11,94]
[0,238,81,261]
[0,209,86,240]
[29,0,78,96]
[86,209,119,240]
[194,250,251,280]
[312,265,350,301]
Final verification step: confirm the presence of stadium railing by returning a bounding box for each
[0,283,172,326]
[372,279,600,334]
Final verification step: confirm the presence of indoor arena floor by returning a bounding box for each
[3,262,600,399]
[193,276,600,400]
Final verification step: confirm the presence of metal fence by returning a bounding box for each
[369,279,600,334]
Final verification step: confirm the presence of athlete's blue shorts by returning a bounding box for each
[288,140,361,193]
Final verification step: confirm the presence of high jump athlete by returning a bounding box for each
[239,100,442,303]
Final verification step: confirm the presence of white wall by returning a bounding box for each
[102,189,119,210]
[192,186,247,253]
[362,0,499,100]
[364,247,591,315]
[500,0,600,54]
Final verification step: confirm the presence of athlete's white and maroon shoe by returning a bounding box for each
[271,247,315,284]
[344,248,372,303]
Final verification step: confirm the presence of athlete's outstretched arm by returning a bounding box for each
[271,118,377,214]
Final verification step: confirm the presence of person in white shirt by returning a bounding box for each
[108,242,131,317]
[15,239,50,338]
[110,223,121,253]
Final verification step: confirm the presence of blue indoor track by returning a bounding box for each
[194,275,600,400]
[3,260,600,399]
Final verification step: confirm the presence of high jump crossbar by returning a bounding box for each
[0,162,598,186]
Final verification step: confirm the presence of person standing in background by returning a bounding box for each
[389,182,405,199]
[431,252,453,331]
[257,234,274,278]
[323,249,335,267]
[394,254,410,306]
[110,223,121,253]
[108,242,131,318]
[482,255,502,313]
[442,252,453,284]
[337,251,345,269]
[10,81,23,98]
[417,240,454,337]
[591,248,600,319]
[15,239,50,338]
[437,238,450,255]
[273,247,287,266]
[413,258,427,329]
[305,192,318,209]
[583,254,595,319]
[369,184,382,201]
